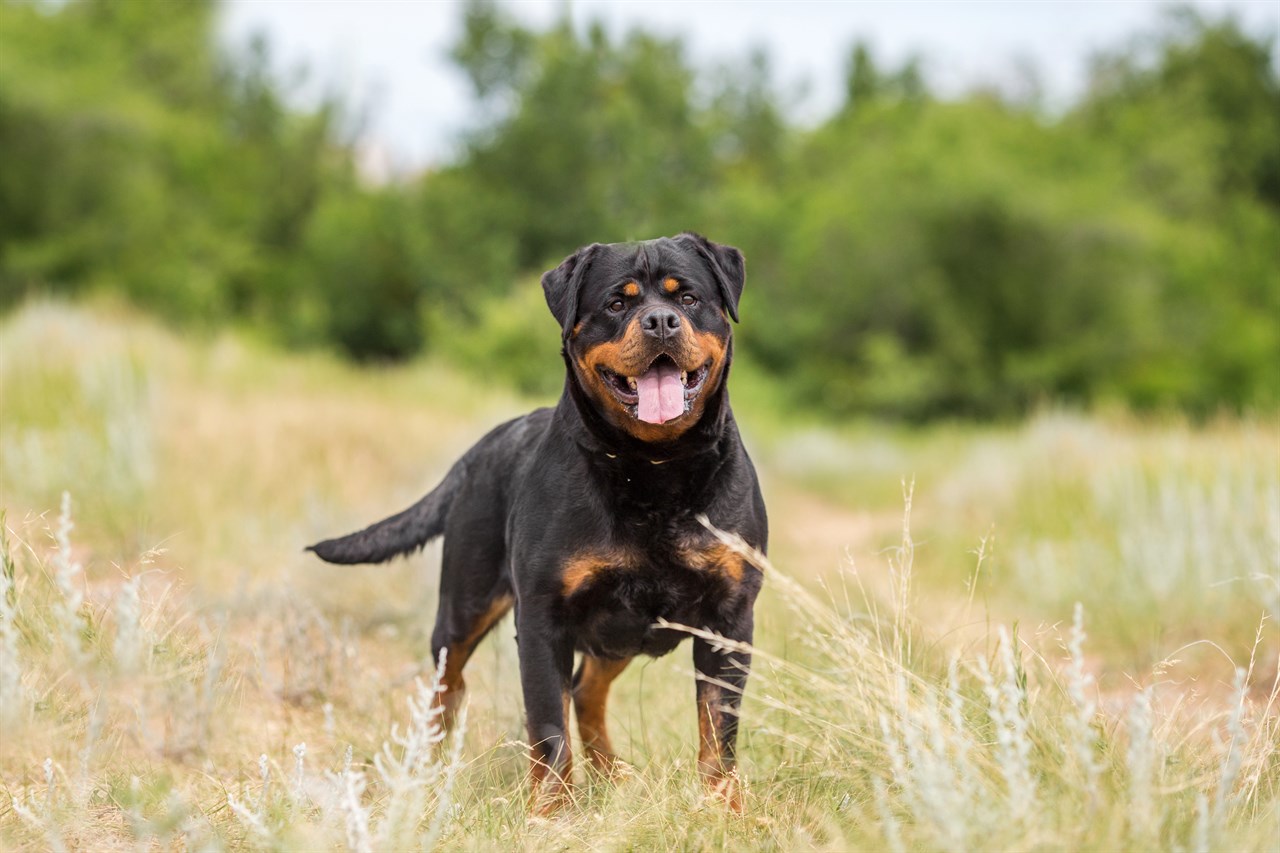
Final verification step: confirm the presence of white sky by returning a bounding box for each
[218,0,1279,177]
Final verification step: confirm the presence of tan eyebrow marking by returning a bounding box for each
[663,277,679,293]
[623,282,640,297]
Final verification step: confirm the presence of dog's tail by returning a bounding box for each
[306,462,465,565]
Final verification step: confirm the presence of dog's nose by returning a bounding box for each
[641,308,682,340]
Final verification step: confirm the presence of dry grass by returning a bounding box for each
[1,301,1277,850]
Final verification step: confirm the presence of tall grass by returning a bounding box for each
[2,303,1277,849]
[2,490,1274,849]
[710,520,1278,851]
[0,304,155,549]
[1005,425,1280,660]
[1,501,468,850]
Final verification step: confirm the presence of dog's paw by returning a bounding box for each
[702,770,746,815]
[587,751,635,781]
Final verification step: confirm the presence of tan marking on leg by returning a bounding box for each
[697,682,724,775]
[528,689,574,815]
[434,594,513,729]
[697,682,744,813]
[573,656,632,773]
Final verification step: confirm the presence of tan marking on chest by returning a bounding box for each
[678,542,745,583]
[562,550,637,596]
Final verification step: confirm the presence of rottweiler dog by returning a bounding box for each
[309,233,767,813]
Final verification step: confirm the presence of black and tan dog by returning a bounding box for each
[309,233,767,812]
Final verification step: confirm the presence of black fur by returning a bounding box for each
[307,463,464,564]
[309,233,766,810]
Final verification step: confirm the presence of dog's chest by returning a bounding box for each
[559,536,747,659]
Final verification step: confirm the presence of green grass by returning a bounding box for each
[1,301,1276,850]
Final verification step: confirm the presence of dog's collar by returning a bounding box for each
[602,452,668,465]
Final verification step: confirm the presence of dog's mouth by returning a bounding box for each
[598,355,711,425]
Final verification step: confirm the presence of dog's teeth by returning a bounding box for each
[627,377,637,390]
[680,370,688,386]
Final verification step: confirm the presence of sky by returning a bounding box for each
[218,0,1279,178]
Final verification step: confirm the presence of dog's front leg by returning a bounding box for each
[693,611,753,813]
[516,596,575,814]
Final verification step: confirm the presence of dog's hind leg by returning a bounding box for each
[572,655,632,774]
[429,518,512,730]
[430,589,513,730]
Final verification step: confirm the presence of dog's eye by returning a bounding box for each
[680,294,697,306]
[608,300,625,313]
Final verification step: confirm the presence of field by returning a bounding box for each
[1,302,1277,850]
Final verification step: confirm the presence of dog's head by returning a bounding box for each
[542,233,745,443]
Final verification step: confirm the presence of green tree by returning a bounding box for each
[435,0,719,269]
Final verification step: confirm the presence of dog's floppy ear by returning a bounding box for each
[677,232,746,322]
[542,243,602,337]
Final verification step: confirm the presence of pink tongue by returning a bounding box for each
[636,361,685,424]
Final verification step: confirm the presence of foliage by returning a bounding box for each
[427,280,566,398]
[0,0,427,360]
[443,0,721,266]
[1,0,1277,416]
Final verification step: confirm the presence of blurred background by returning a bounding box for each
[1,5,1278,847]
[3,0,1277,420]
